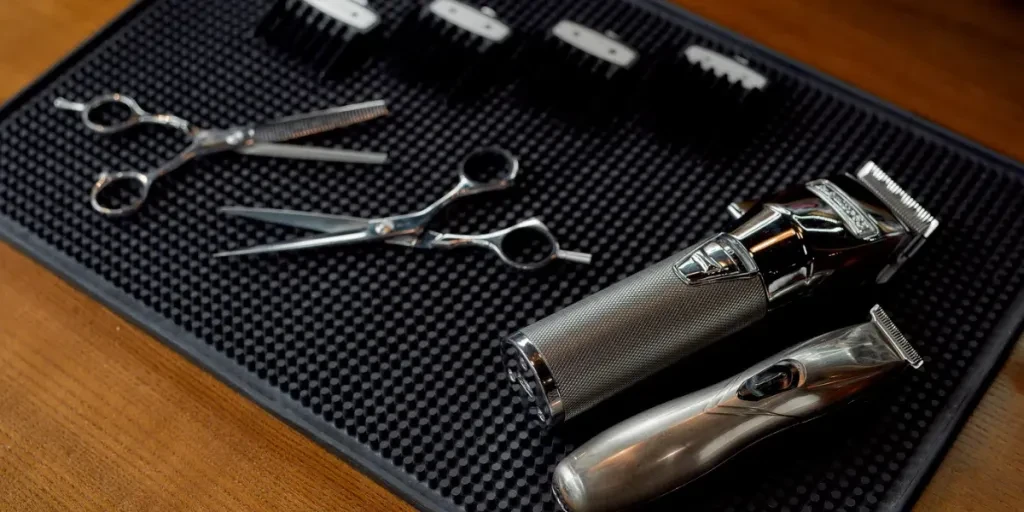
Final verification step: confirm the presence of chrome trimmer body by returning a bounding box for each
[506,161,938,424]
[552,305,924,512]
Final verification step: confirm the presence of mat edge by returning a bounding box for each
[0,215,455,512]
[0,0,1021,511]
[887,289,1024,510]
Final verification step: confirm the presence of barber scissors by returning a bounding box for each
[54,93,390,217]
[214,147,592,270]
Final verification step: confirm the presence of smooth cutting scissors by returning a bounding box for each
[214,147,592,270]
[54,93,390,217]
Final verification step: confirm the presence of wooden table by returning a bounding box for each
[1,1,1021,510]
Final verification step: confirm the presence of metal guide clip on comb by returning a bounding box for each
[549,20,639,78]
[256,0,382,76]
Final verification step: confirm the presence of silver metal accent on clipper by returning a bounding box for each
[806,179,880,240]
[506,331,563,424]
[551,305,924,512]
[674,233,758,284]
[505,162,938,424]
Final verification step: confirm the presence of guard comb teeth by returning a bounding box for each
[392,0,514,93]
[256,0,381,78]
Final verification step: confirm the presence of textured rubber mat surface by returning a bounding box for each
[2,0,1023,510]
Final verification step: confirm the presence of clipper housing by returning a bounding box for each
[506,161,938,424]
[551,305,924,512]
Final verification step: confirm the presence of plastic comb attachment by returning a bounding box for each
[648,43,770,112]
[682,45,768,101]
[548,20,638,79]
[392,0,514,93]
[422,0,512,52]
[517,19,641,121]
[640,41,776,151]
[256,0,381,78]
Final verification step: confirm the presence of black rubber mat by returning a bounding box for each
[2,1,1022,510]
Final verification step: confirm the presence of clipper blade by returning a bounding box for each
[854,161,940,283]
[869,305,924,369]
[856,161,939,239]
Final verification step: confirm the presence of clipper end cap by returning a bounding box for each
[505,331,564,425]
[869,305,924,369]
[552,462,586,512]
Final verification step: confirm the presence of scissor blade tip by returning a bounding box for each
[213,249,254,258]
[218,206,259,215]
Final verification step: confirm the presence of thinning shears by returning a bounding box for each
[55,93,389,217]
[214,147,592,270]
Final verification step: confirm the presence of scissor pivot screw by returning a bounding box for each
[225,131,247,145]
[375,222,394,235]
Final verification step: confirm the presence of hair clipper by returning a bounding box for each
[506,161,938,424]
[552,305,924,512]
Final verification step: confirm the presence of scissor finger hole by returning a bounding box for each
[500,227,556,266]
[462,147,518,184]
[85,100,136,131]
[92,174,147,215]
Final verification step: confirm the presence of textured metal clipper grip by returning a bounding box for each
[551,305,924,512]
[508,235,768,424]
[506,161,938,424]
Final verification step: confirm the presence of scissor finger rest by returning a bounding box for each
[489,218,591,269]
[55,93,146,134]
[55,93,194,135]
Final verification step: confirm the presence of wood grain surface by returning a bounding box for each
[0,1,1022,511]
